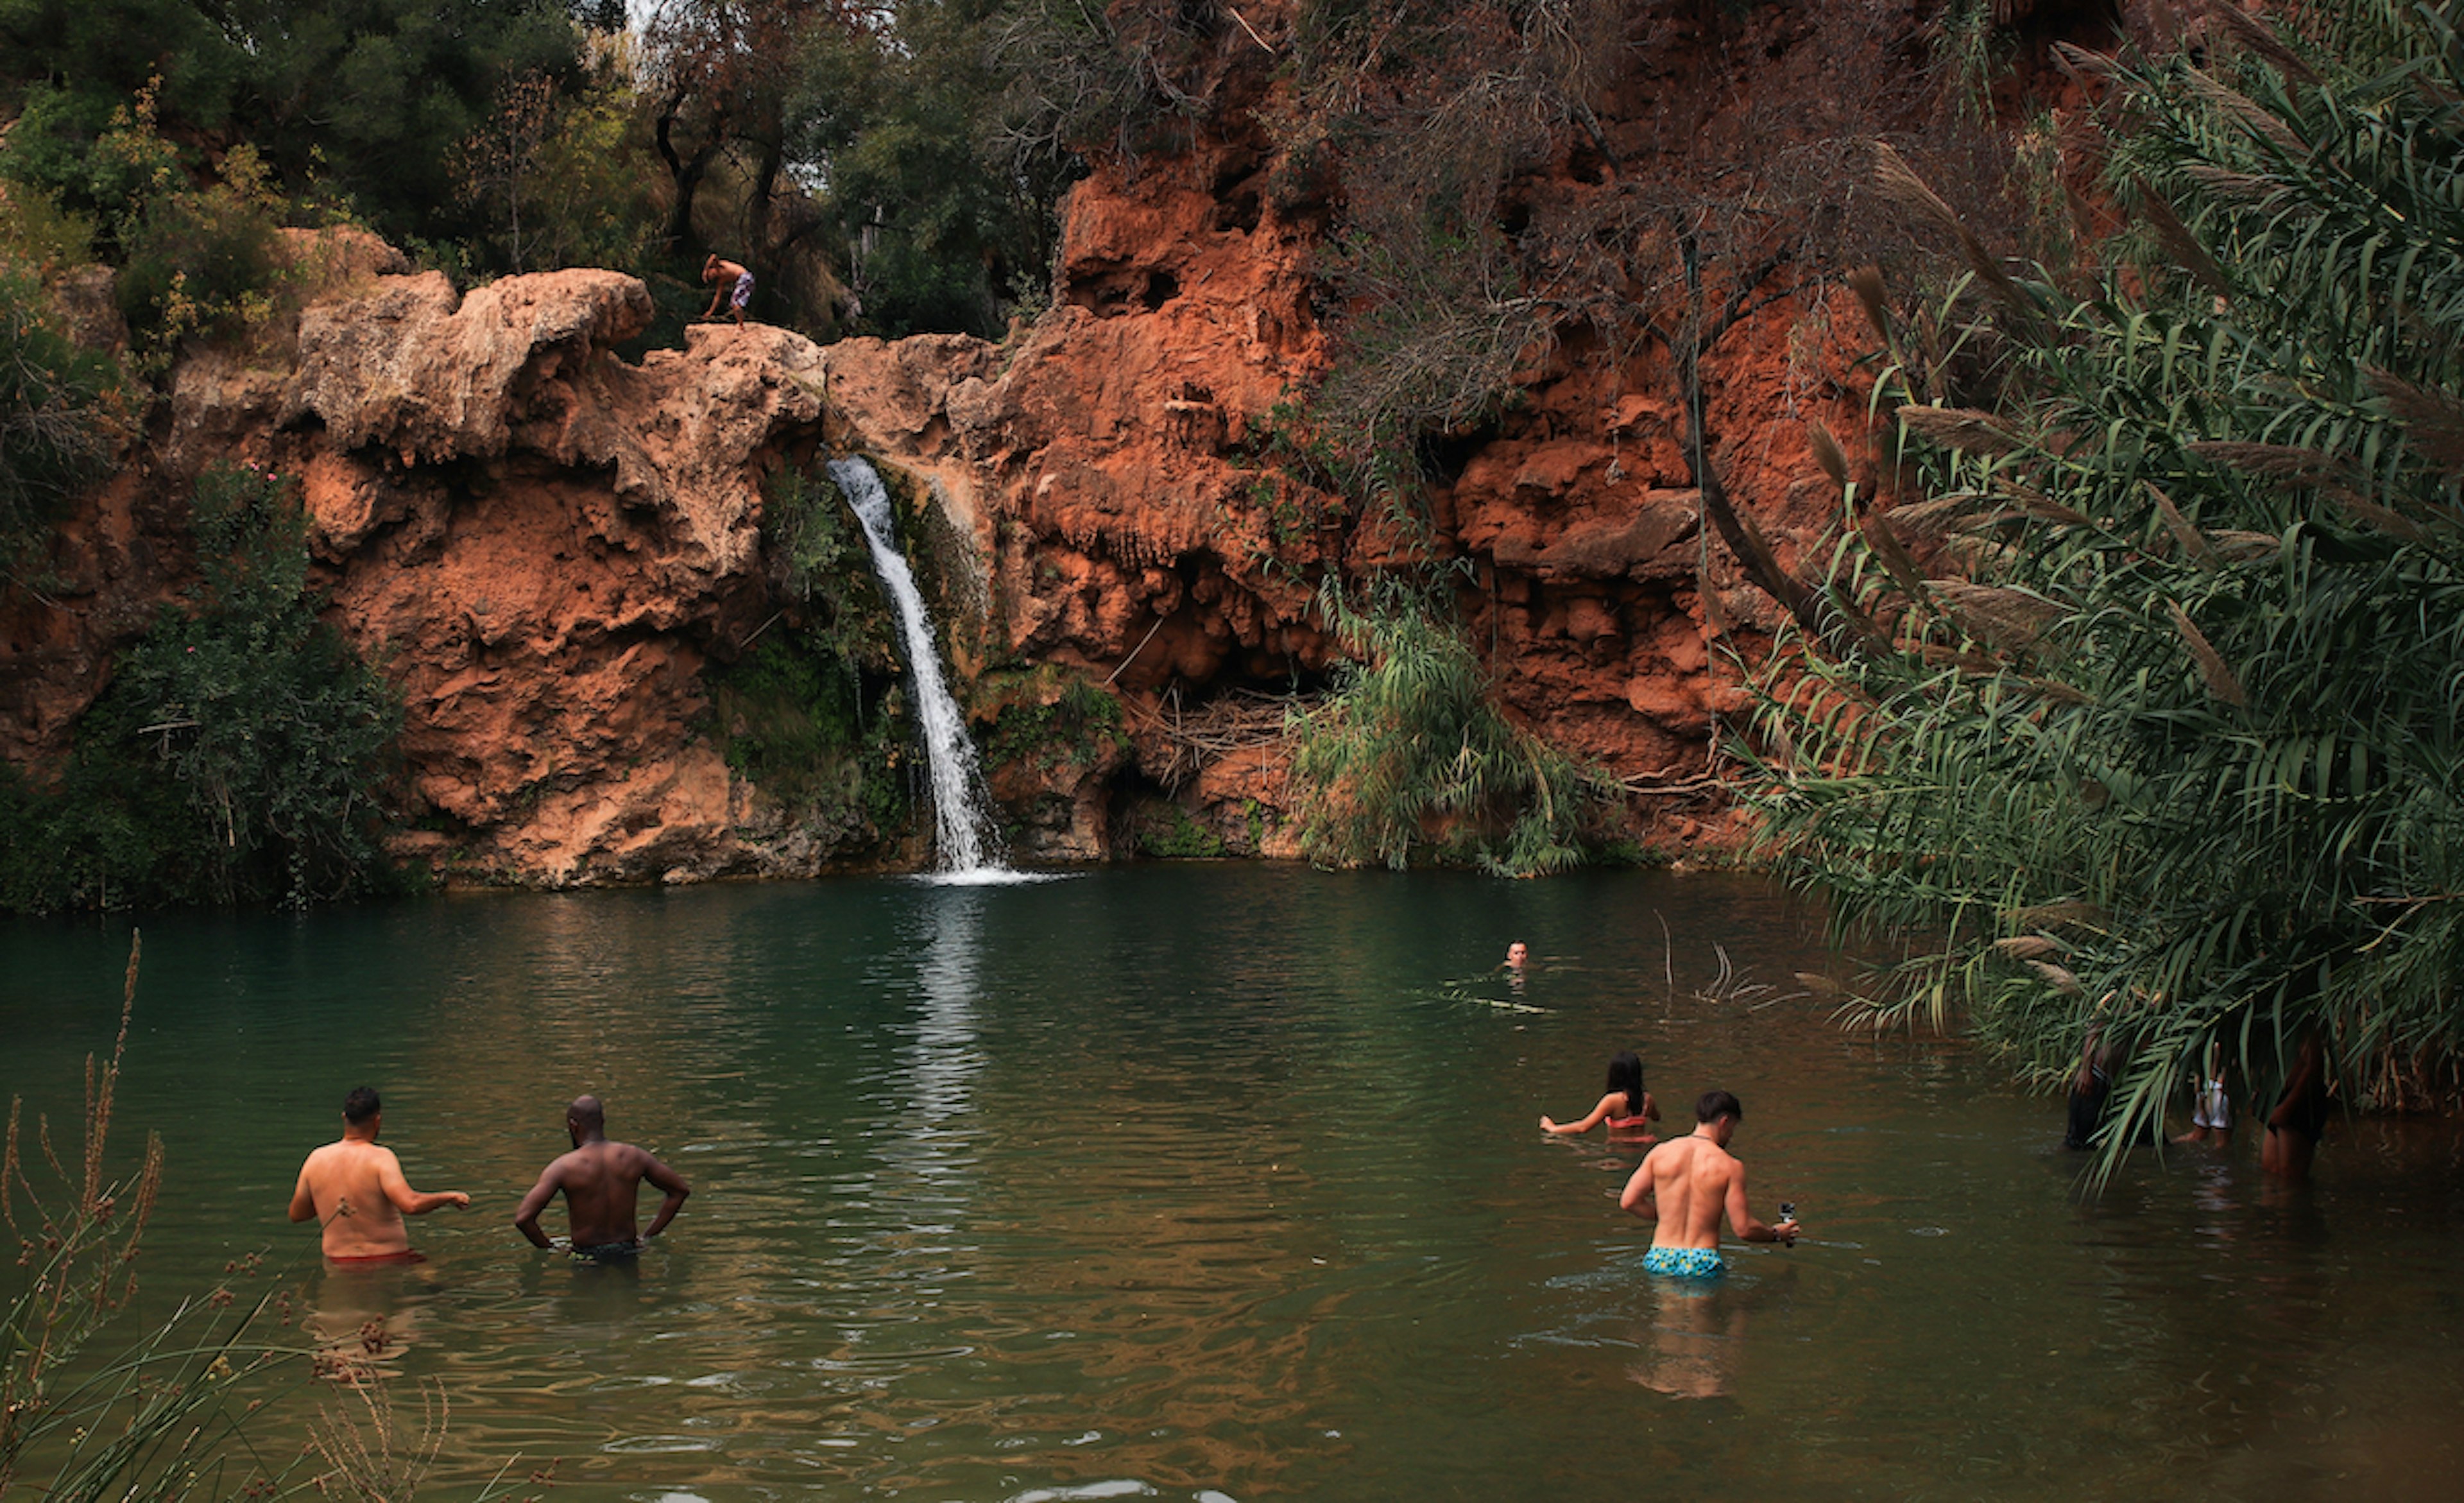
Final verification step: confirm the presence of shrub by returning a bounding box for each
[113,142,287,353]
[0,252,123,576]
[1290,580,1603,875]
[0,463,404,911]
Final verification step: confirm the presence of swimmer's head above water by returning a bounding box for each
[1505,941,1528,968]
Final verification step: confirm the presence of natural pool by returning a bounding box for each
[4,866,2461,1500]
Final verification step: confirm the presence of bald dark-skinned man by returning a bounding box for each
[514,1095,692,1261]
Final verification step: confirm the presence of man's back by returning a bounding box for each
[295,1140,411,1257]
[1631,1133,1740,1248]
[289,1089,468,1260]
[516,1097,692,1255]
[550,1141,658,1246]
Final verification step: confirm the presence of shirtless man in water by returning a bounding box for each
[288,1087,470,1262]
[514,1095,692,1260]
[1618,1089,1798,1278]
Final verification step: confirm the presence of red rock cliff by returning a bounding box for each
[3,2,2139,884]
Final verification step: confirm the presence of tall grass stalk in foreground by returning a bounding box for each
[1749,1,2464,1180]
[0,932,296,1497]
[0,935,556,1500]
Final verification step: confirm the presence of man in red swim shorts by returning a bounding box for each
[287,1087,469,1264]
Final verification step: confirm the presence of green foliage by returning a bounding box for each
[1749,4,2464,1172]
[0,176,95,277]
[114,141,288,353]
[980,668,1129,775]
[712,629,911,837]
[0,0,584,257]
[454,60,658,276]
[710,462,911,839]
[0,463,404,912]
[1291,579,1603,875]
[0,250,122,576]
[1131,800,1226,859]
[792,0,1084,336]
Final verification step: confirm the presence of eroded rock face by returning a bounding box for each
[4,249,848,887]
[4,1,2121,887]
[815,1,2121,862]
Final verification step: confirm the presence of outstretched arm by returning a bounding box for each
[377,1149,469,1216]
[640,1155,692,1240]
[513,1164,565,1249]
[1725,1164,1796,1245]
[1543,1092,1625,1135]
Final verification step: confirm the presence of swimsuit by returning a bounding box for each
[1643,1246,1727,1280]
[1607,1117,1654,1133]
[327,1249,425,1267]
[2272,1090,2329,1144]
[730,271,754,311]
[2193,1077,2229,1130]
[572,1239,642,1262]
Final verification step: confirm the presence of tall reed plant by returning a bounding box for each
[0,934,293,1497]
[1291,577,1604,874]
[1749,1,2464,1175]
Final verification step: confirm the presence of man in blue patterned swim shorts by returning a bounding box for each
[1620,1089,1799,1278]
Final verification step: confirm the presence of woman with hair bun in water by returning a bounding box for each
[1541,1051,1661,1140]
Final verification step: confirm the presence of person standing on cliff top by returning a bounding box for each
[701,253,752,324]
[288,1087,470,1264]
[515,1095,692,1261]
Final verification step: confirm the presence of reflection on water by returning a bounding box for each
[305,1258,438,1378]
[4,867,2463,1500]
[1629,1275,1746,1401]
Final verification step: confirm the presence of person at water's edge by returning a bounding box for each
[289,1086,470,1263]
[515,1094,692,1259]
[2261,1031,2329,1181]
[1618,1090,1798,1278]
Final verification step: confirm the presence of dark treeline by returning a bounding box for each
[0,0,1100,344]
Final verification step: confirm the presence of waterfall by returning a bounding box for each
[828,457,1009,876]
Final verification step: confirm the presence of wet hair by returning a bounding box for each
[1695,1089,1743,1124]
[1605,1052,1645,1117]
[342,1087,381,1125]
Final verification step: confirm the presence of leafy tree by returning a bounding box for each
[1291,578,1606,874]
[1749,3,2464,1170]
[0,0,587,253]
[642,0,862,269]
[792,0,1076,336]
[0,462,404,911]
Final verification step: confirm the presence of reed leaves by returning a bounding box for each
[1749,2,2464,1176]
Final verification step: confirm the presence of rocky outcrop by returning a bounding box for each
[4,2,2132,885]
[6,245,850,886]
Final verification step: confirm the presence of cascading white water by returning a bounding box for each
[828,457,1009,875]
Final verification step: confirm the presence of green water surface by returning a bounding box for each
[4,866,2460,1500]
